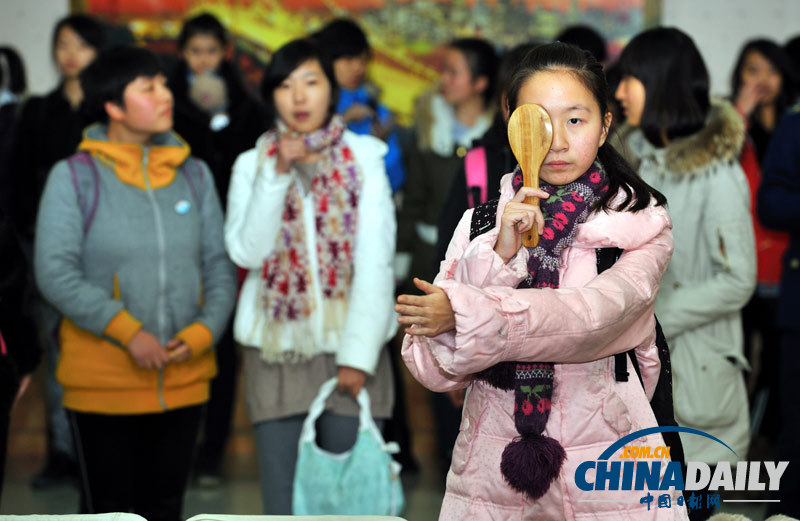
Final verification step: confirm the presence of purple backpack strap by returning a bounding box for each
[464,146,487,209]
[66,155,203,237]
[67,151,100,237]
[180,158,202,206]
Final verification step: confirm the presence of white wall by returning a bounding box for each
[0,0,69,95]
[663,0,800,97]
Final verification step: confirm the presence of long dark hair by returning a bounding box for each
[617,27,710,148]
[259,38,338,130]
[506,42,666,213]
[731,39,797,127]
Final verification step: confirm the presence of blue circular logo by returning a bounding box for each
[175,200,191,215]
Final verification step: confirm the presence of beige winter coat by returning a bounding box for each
[624,99,756,464]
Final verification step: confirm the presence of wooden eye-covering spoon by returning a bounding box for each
[507,103,553,247]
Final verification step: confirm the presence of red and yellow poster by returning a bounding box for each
[78,0,653,123]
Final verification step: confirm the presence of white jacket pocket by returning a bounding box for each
[672,335,744,429]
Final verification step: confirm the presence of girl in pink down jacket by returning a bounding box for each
[398,43,689,521]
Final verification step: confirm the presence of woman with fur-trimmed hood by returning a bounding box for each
[616,28,756,475]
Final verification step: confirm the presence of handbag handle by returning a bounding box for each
[298,377,397,454]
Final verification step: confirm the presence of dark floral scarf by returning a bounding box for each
[480,159,608,500]
[257,115,362,362]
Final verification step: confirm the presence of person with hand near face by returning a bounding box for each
[616,30,755,519]
[33,46,236,521]
[731,39,797,165]
[224,38,396,515]
[397,42,684,520]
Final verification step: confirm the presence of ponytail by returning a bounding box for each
[593,142,667,213]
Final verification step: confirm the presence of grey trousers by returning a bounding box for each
[36,299,74,459]
[252,412,384,515]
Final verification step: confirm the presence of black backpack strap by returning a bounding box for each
[597,246,687,472]
[595,247,622,273]
[469,198,499,241]
[651,316,687,473]
[596,247,629,383]
[627,350,644,387]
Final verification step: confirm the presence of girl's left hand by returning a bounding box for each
[167,338,191,363]
[395,278,455,337]
[337,366,367,398]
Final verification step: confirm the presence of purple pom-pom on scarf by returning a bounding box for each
[500,434,567,500]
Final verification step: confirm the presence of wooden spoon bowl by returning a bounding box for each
[507,103,553,247]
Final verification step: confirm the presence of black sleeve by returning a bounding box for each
[10,97,46,245]
[0,196,40,376]
[436,162,469,265]
[758,113,800,231]
[0,100,43,376]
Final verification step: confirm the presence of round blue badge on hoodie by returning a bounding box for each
[175,200,191,215]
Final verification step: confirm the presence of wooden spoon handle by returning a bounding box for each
[522,196,540,247]
[507,104,553,248]
[507,104,552,248]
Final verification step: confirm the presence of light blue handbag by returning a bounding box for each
[292,377,405,516]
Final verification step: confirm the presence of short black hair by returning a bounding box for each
[259,38,338,129]
[0,46,26,94]
[506,42,666,213]
[555,25,607,64]
[731,39,797,125]
[312,18,370,61]
[80,45,163,124]
[447,37,498,106]
[52,14,106,57]
[178,12,228,50]
[617,27,710,147]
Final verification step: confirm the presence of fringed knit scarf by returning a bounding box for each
[257,115,362,362]
[478,159,608,500]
